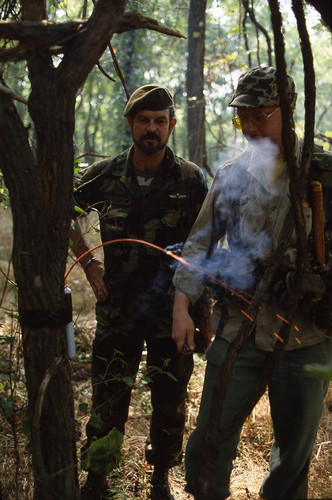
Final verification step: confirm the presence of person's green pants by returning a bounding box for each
[185,334,331,499]
[84,298,194,470]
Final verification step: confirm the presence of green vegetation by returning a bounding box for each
[2,0,331,173]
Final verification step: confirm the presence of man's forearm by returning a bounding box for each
[69,223,95,270]
[70,222,108,301]
[173,289,191,314]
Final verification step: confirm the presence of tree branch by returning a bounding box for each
[0,8,185,64]
[292,0,316,194]
[241,0,273,66]
[0,19,86,42]
[117,9,186,39]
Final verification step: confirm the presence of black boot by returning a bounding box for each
[80,472,111,500]
[150,467,175,500]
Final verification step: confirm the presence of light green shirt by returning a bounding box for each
[173,137,328,351]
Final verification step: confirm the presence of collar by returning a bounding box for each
[103,145,181,178]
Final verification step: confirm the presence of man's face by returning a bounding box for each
[128,109,176,156]
[236,106,283,152]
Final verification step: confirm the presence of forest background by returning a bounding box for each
[0,0,331,499]
[1,0,331,179]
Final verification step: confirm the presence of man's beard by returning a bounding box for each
[134,132,168,155]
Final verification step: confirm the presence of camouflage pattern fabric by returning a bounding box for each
[85,327,194,469]
[228,66,297,108]
[75,145,207,468]
[75,145,207,337]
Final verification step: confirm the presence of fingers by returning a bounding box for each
[94,286,108,302]
[84,259,109,301]
[172,326,195,355]
[182,329,195,355]
[91,277,109,301]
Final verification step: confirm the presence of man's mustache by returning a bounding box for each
[142,132,160,141]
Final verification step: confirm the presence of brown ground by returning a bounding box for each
[0,207,331,499]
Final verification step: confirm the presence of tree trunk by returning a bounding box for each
[0,89,79,498]
[186,0,207,169]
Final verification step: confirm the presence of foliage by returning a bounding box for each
[0,170,9,206]
[81,428,124,474]
[305,363,332,382]
[1,0,331,173]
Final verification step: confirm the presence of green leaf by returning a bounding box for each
[22,418,31,440]
[0,359,12,370]
[5,311,19,320]
[0,336,15,345]
[78,402,89,413]
[305,363,332,382]
[122,376,134,387]
[1,397,14,418]
[89,408,103,429]
[81,428,123,474]
[74,205,88,216]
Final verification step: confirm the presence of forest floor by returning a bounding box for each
[0,206,331,499]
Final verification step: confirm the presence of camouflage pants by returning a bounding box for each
[85,298,194,469]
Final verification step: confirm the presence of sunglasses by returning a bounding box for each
[232,107,280,130]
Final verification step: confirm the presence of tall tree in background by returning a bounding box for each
[0,1,183,497]
[186,0,208,170]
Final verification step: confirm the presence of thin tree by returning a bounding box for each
[186,0,211,175]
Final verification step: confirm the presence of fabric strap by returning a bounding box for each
[19,308,72,329]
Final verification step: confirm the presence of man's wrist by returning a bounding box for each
[83,257,97,272]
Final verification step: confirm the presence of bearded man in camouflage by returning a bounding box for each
[71,85,207,500]
[172,67,332,499]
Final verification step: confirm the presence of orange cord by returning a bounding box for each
[65,237,299,339]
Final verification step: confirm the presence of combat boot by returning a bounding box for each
[150,466,175,500]
[80,471,111,500]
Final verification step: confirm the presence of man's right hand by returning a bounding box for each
[84,258,109,302]
[172,289,195,354]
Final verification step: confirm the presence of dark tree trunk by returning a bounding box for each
[0,0,129,497]
[186,0,207,169]
[306,0,332,30]
[0,92,79,498]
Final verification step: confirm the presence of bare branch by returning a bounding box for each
[108,42,130,99]
[96,61,116,82]
[0,19,86,42]
[116,9,186,39]
[241,0,273,66]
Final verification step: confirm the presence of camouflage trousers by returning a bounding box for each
[84,298,194,470]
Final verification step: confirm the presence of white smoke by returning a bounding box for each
[179,136,288,294]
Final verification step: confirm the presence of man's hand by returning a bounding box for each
[70,225,109,302]
[172,289,195,354]
[85,258,109,302]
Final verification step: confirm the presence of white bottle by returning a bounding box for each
[64,286,76,359]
